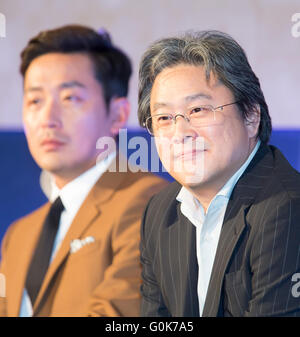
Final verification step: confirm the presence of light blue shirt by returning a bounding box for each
[19,152,116,317]
[176,141,260,316]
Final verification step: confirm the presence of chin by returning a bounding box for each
[171,169,206,188]
[37,160,65,175]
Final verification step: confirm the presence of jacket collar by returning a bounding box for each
[32,155,129,314]
[202,144,274,316]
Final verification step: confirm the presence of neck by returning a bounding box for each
[187,178,229,213]
[52,163,97,189]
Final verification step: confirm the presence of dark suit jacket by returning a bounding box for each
[140,144,300,317]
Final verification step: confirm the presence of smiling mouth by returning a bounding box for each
[175,149,207,160]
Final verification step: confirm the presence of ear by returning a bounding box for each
[108,97,130,136]
[245,105,260,139]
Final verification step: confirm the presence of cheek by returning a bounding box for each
[67,113,106,150]
[23,112,36,133]
[155,136,174,161]
[23,117,39,149]
[209,122,249,161]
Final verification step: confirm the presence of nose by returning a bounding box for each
[41,99,62,129]
[171,114,193,144]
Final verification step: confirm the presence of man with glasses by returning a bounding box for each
[138,30,300,317]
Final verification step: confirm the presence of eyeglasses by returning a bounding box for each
[144,101,240,135]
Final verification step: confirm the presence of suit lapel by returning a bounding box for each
[10,204,50,316]
[33,167,127,314]
[202,144,273,316]
[161,194,199,316]
[33,196,99,313]
[202,195,252,316]
[177,211,199,316]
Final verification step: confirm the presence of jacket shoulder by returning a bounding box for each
[2,203,50,246]
[270,145,300,199]
[142,181,181,230]
[147,180,181,206]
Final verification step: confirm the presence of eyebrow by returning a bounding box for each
[185,93,212,102]
[152,93,213,112]
[59,81,86,89]
[24,80,86,93]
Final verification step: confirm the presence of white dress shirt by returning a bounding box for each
[176,141,260,316]
[19,152,116,317]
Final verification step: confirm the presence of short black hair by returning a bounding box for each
[20,24,132,108]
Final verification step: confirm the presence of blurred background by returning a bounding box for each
[0,0,300,243]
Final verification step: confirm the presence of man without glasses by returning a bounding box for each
[138,30,300,317]
[0,24,167,317]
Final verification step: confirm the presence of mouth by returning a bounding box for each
[175,149,207,160]
[41,139,66,151]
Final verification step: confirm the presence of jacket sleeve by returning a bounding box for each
[140,197,171,317]
[245,197,300,317]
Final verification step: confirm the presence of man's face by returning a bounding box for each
[23,52,120,187]
[150,64,259,191]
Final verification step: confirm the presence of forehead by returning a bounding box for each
[24,52,96,88]
[150,64,233,108]
[153,64,218,91]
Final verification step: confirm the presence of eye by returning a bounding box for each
[63,95,81,102]
[152,114,172,128]
[190,106,211,116]
[30,99,41,105]
[157,115,171,122]
[27,98,42,108]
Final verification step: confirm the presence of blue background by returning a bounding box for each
[1,128,300,245]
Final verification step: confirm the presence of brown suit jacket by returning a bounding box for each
[0,166,167,317]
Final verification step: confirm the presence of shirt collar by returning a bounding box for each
[47,151,116,213]
[177,140,261,207]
